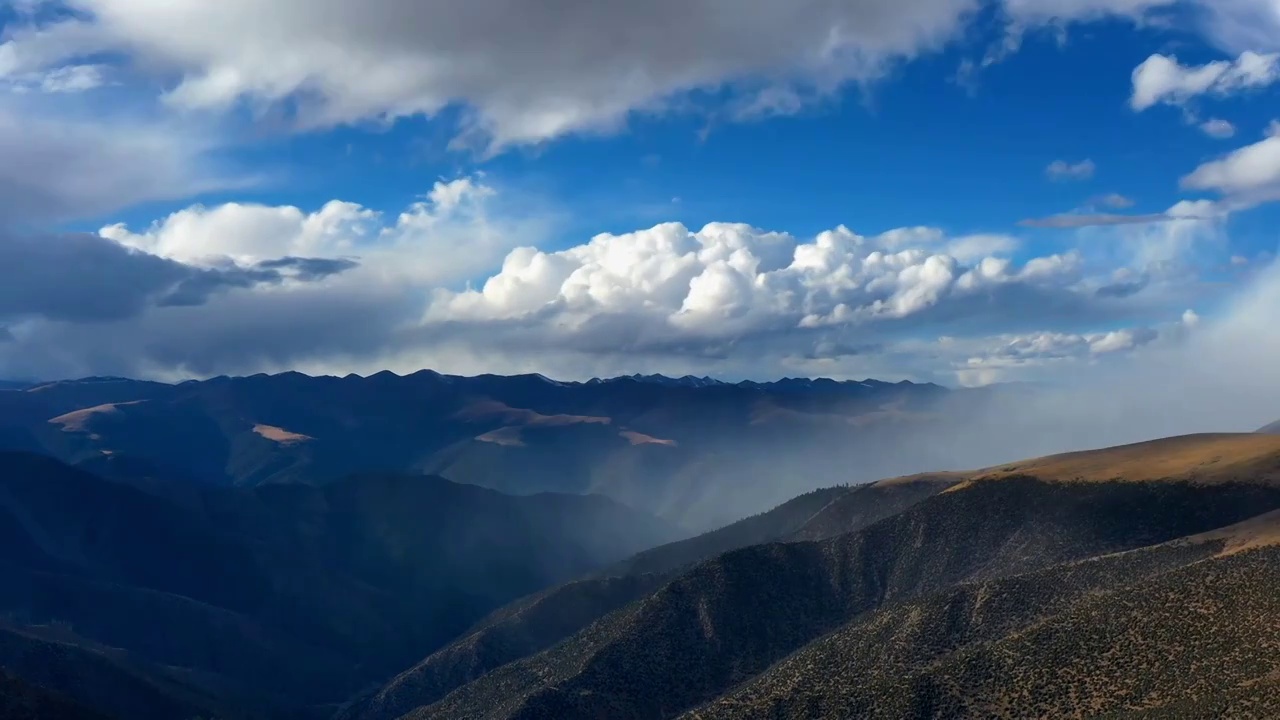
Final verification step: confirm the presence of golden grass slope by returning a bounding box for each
[47,401,147,433]
[930,433,1280,494]
[1187,508,1280,556]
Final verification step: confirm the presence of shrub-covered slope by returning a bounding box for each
[340,477,957,720]
[410,434,1280,720]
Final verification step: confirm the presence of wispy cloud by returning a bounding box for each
[1018,212,1182,228]
[1046,159,1096,182]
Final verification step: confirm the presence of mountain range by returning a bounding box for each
[2,372,1279,719]
[0,451,675,718]
[0,372,968,531]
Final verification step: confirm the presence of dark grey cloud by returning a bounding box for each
[0,231,357,323]
[1096,276,1149,298]
[0,0,982,151]
[0,279,416,380]
[0,107,229,225]
[1129,326,1159,346]
[255,256,360,281]
[0,232,197,322]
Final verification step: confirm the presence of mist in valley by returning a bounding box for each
[690,255,1280,526]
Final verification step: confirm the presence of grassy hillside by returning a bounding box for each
[0,622,238,720]
[409,433,1280,720]
[341,477,957,720]
[688,514,1280,718]
[0,669,114,720]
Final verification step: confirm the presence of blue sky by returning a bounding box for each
[1,0,1279,385]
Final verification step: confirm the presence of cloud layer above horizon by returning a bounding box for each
[0,0,1279,386]
[0,175,1228,385]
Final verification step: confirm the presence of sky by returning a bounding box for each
[1,0,1279,386]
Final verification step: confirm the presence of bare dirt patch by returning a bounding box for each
[252,424,314,445]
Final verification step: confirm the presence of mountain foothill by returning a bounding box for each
[1,372,1279,719]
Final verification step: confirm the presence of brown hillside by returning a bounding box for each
[929,433,1280,495]
[688,514,1280,720]
[410,434,1280,720]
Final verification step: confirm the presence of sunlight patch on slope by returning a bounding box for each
[48,401,147,434]
[976,433,1280,485]
[1181,509,1280,557]
[935,433,1280,495]
[252,424,314,445]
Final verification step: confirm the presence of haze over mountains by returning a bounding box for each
[0,371,975,531]
[7,369,1271,533]
[1,367,1280,719]
[391,433,1280,720]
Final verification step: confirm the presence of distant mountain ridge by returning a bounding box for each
[10,370,941,392]
[0,369,965,530]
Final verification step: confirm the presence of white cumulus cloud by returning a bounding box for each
[1130,51,1280,111]
[101,177,529,287]
[1181,121,1280,201]
[428,220,1103,360]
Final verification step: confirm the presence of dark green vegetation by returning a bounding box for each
[342,478,956,720]
[0,452,675,718]
[0,621,235,720]
[402,434,1280,720]
[688,524,1280,719]
[0,372,980,530]
[0,669,113,720]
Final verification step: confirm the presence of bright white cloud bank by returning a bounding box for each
[429,222,1079,338]
[0,174,1225,385]
[1182,121,1280,204]
[101,177,518,287]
